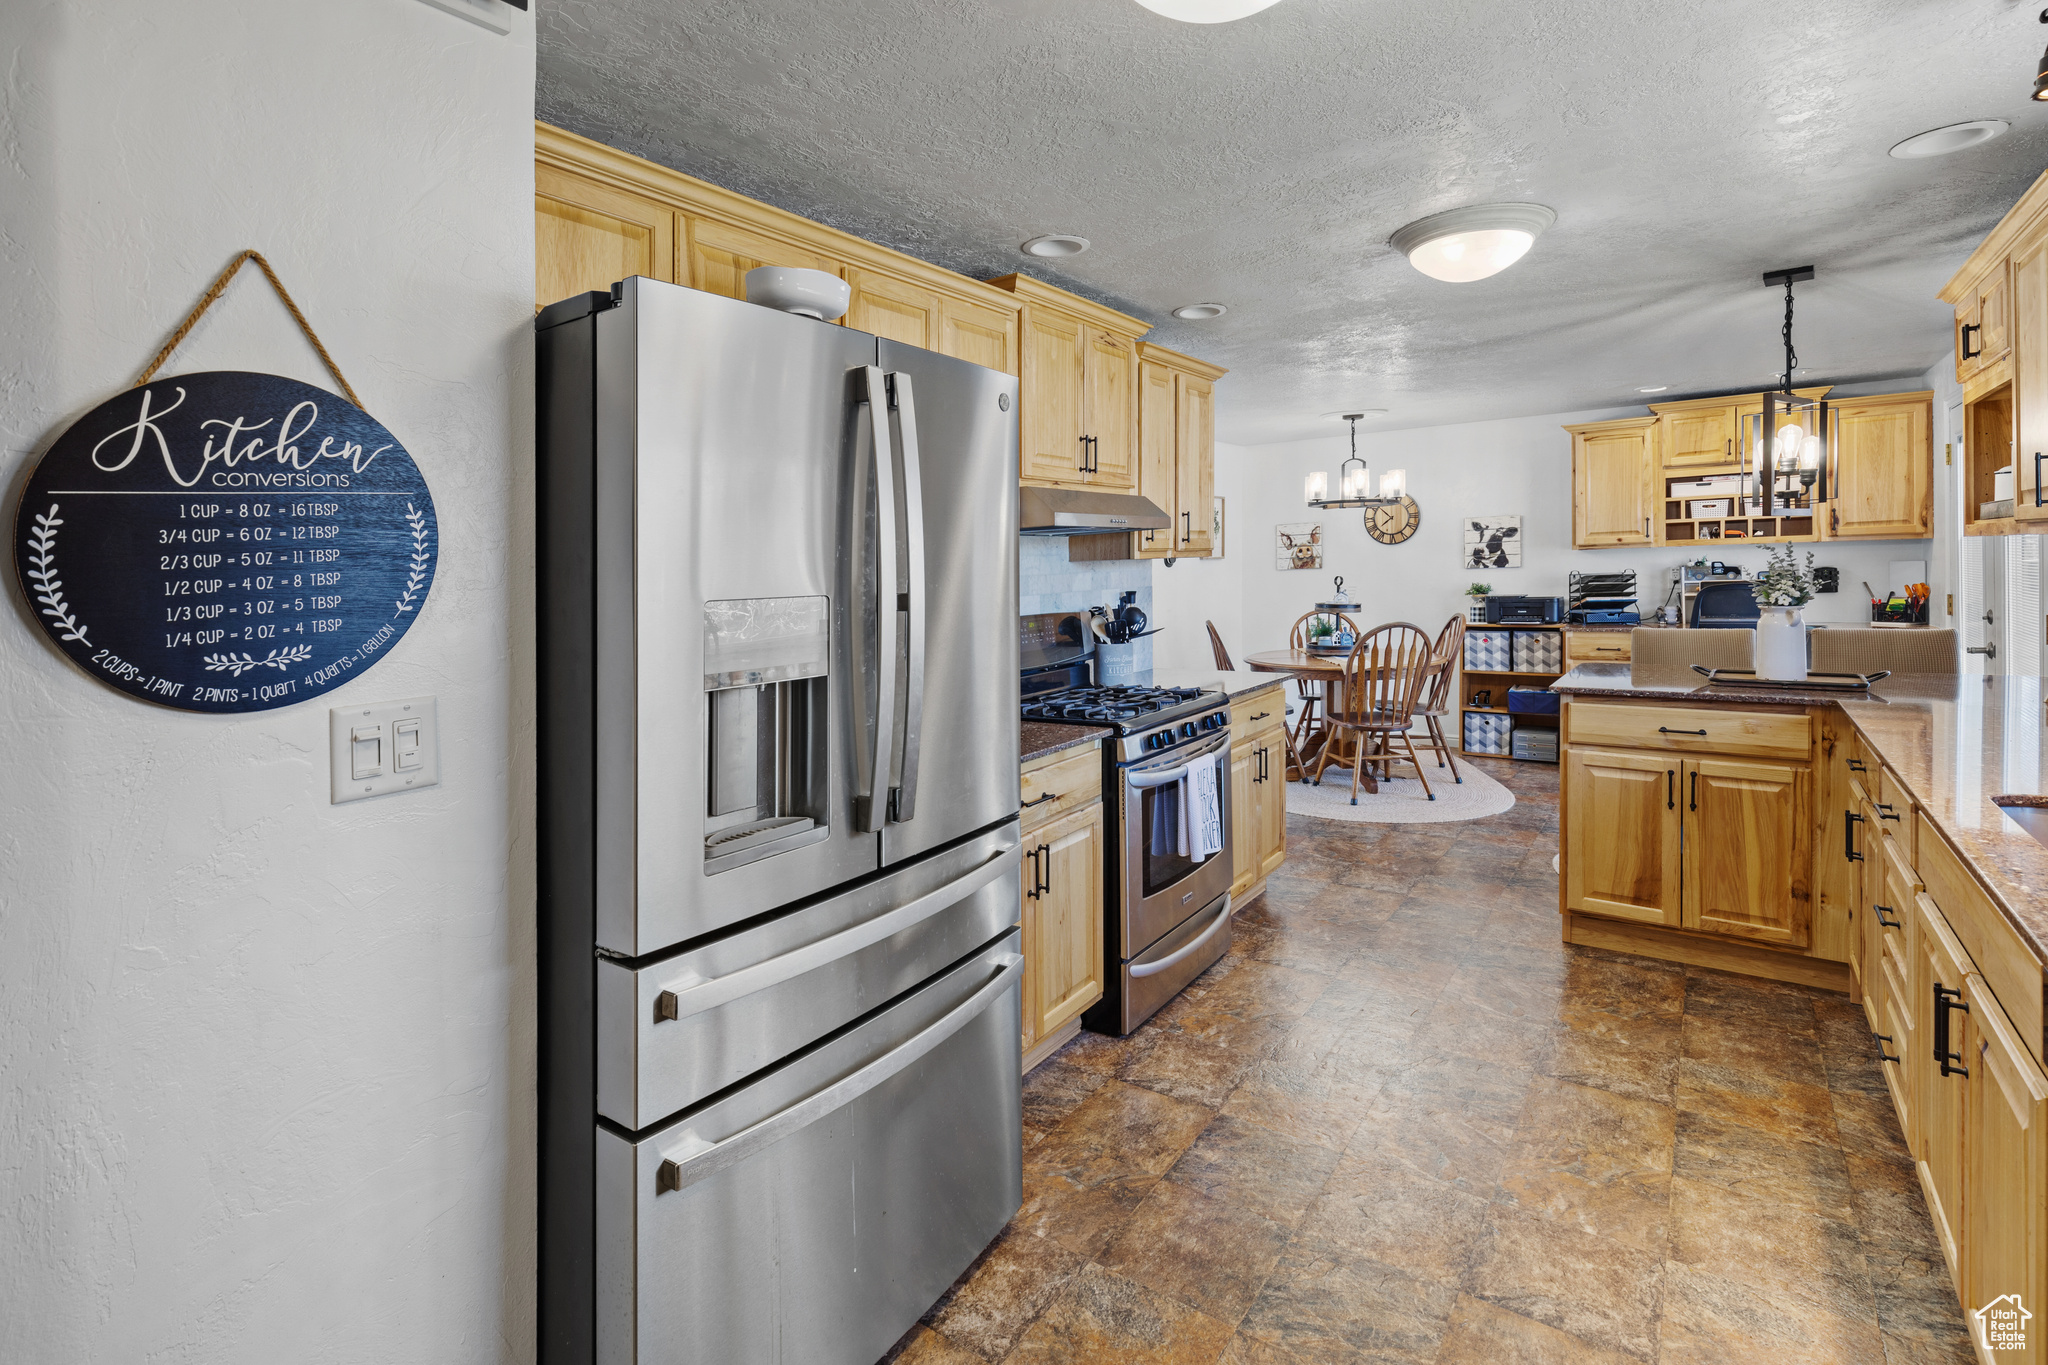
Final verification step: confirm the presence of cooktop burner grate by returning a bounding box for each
[1020,685,1209,726]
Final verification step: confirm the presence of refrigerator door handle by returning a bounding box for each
[652,846,1016,1023]
[888,371,928,824]
[655,950,1025,1195]
[858,366,900,833]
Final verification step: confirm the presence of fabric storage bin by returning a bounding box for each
[1511,727,1559,763]
[1463,712,1511,755]
[1687,499,1730,518]
[1510,630,1562,672]
[1506,686,1559,715]
[1464,629,1512,671]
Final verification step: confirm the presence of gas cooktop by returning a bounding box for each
[1020,684,1213,732]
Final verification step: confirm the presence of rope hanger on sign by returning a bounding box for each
[132,249,363,409]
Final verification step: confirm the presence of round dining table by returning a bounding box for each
[1242,648,1378,791]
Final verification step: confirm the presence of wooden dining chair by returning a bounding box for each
[1414,615,1466,785]
[1206,620,1234,671]
[1286,610,1356,770]
[1311,621,1437,804]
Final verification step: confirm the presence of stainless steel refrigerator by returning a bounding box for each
[536,277,1023,1365]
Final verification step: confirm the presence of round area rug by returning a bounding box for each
[1284,758,1515,824]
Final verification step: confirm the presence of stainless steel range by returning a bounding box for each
[1021,614,1234,1034]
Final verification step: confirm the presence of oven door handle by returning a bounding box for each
[1130,899,1232,978]
[1127,733,1232,784]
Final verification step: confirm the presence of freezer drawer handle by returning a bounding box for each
[654,951,1025,1196]
[1130,899,1232,979]
[653,848,1016,1024]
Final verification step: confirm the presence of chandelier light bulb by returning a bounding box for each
[1305,471,1328,505]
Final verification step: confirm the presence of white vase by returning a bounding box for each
[1754,606,1808,681]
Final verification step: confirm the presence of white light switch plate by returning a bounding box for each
[330,696,440,804]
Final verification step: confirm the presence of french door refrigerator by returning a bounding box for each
[536,277,1023,1365]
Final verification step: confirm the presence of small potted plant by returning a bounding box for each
[1466,582,1492,624]
[1750,544,1817,681]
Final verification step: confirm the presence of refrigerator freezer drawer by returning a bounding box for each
[598,822,1020,1128]
[597,931,1024,1365]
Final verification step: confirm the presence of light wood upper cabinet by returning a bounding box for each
[1957,260,2013,383]
[1174,374,1215,555]
[1661,405,1738,468]
[535,166,676,310]
[937,295,1019,376]
[845,267,940,349]
[1829,392,1932,539]
[1566,416,1658,547]
[1564,747,1682,927]
[1018,305,1089,484]
[2014,228,2048,524]
[1024,801,1105,1044]
[1682,756,1810,948]
[1135,360,1178,558]
[1085,328,1137,490]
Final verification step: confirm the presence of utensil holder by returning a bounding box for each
[1097,641,1138,686]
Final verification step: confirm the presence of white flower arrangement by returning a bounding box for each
[1752,543,1818,609]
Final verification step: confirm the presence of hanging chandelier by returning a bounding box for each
[1305,414,1405,510]
[1751,266,1829,516]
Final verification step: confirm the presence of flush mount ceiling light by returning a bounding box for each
[1637,386,1670,394]
[1021,234,1090,258]
[1889,120,2010,158]
[1171,303,1228,320]
[1389,203,1556,283]
[1132,0,1285,22]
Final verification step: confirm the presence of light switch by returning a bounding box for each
[330,697,440,804]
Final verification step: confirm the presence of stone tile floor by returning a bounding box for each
[883,758,1973,1365]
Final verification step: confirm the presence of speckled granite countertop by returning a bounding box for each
[1556,664,2048,961]
[1021,722,1109,765]
[1145,667,1291,701]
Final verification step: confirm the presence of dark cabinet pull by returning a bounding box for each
[2037,451,2045,508]
[1844,809,1865,862]
[1658,727,1708,736]
[1934,983,1970,1077]
[1182,510,1192,543]
[1078,435,1089,472]
[1689,770,1698,812]
[1873,1031,1901,1064]
[1846,758,1867,772]
[1875,802,1901,823]
[1036,845,1051,898]
[1962,321,1983,358]
[1023,791,1059,807]
[1873,903,1901,929]
[1666,769,1674,810]
[1249,711,1271,721]
[1024,846,1041,899]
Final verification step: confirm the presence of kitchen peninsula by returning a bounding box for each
[1555,663,2048,1329]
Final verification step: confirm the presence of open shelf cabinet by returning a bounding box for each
[1458,623,1562,763]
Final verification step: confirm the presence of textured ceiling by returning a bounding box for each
[537,0,2048,443]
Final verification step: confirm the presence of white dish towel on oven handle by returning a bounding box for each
[1131,750,1225,863]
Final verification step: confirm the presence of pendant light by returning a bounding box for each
[1306,415,1404,510]
[1751,266,1829,517]
[1132,0,1284,21]
[2035,9,2048,101]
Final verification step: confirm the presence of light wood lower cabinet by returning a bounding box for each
[1563,744,1809,946]
[1022,800,1105,1048]
[1963,971,2048,1352]
[1229,690,1288,900]
[1914,892,1973,1275]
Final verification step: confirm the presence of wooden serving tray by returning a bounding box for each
[1690,666,1891,692]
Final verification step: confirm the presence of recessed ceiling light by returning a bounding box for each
[1021,235,1090,259]
[1889,120,2009,159]
[1172,303,1228,320]
[1389,204,1556,283]
[1131,0,1285,22]
[1637,386,1669,394]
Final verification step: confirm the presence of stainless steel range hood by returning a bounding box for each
[1019,487,1171,536]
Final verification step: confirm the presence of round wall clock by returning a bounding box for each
[1366,496,1421,545]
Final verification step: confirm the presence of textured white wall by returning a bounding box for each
[1211,401,1937,661]
[1148,440,1245,676]
[0,3,536,1361]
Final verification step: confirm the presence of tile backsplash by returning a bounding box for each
[1019,536,1154,678]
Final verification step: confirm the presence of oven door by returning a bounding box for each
[1119,730,1235,957]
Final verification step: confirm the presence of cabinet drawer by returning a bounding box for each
[1565,632,1632,663]
[1875,765,1916,866]
[1230,686,1286,740]
[1919,826,2045,1068]
[1021,745,1102,832]
[1566,702,1812,759]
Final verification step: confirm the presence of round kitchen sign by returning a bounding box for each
[13,371,436,713]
